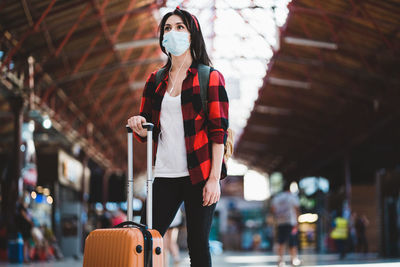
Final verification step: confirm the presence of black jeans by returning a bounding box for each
[140,176,216,267]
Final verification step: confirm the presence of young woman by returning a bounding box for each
[127,7,229,267]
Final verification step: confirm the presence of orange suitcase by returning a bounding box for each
[83,123,164,267]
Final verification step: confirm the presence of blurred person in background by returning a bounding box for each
[43,224,63,260]
[164,208,184,266]
[355,214,369,253]
[15,199,33,263]
[330,210,349,259]
[31,222,46,261]
[348,212,357,252]
[98,208,112,229]
[111,208,127,227]
[271,181,301,267]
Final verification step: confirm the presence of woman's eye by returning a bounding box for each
[177,25,185,30]
[164,26,171,31]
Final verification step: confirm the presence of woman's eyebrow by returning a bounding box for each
[165,22,185,26]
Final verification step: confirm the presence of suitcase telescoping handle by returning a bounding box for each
[126,123,154,228]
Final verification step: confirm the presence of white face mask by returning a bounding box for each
[162,31,190,56]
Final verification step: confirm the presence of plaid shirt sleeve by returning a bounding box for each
[133,71,157,143]
[208,69,229,144]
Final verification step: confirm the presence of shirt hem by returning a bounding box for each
[153,171,190,178]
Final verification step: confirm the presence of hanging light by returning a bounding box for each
[42,115,52,129]
[28,120,35,132]
[46,196,53,204]
[298,213,318,223]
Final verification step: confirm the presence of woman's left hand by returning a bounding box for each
[202,177,221,206]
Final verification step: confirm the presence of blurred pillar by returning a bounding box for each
[376,169,385,257]
[344,153,352,213]
[315,189,324,252]
[102,170,111,208]
[79,151,89,252]
[2,95,24,234]
[79,151,89,203]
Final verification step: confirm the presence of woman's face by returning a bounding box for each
[164,15,190,35]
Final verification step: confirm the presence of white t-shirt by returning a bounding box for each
[154,91,189,178]
[271,191,300,226]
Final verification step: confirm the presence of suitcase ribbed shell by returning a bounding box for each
[83,227,163,267]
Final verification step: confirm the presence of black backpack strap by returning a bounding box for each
[198,64,211,116]
[155,68,166,89]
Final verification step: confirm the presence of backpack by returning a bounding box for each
[155,64,234,162]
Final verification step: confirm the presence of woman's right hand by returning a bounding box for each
[127,115,147,137]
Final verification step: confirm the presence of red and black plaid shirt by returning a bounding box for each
[134,62,229,185]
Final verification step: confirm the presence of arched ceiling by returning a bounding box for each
[235,0,400,182]
[0,0,167,173]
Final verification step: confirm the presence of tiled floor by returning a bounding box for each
[1,252,399,267]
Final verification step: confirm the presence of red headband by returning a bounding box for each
[176,5,199,31]
[192,15,199,30]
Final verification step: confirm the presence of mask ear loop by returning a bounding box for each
[168,51,188,95]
